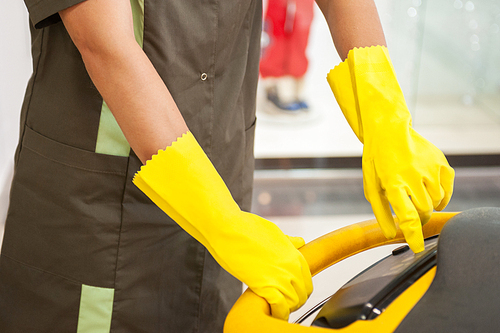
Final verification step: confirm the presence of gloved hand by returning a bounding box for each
[133,132,312,320]
[327,45,455,253]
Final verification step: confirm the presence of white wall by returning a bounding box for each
[0,1,32,231]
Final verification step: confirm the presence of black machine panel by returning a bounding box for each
[302,236,438,329]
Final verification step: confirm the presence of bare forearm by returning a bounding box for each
[82,44,188,163]
[315,0,386,60]
[60,0,188,164]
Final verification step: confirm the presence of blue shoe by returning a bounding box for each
[267,91,303,112]
[297,100,309,111]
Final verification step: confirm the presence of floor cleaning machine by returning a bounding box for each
[225,207,500,332]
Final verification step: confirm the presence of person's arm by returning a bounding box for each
[60,0,312,320]
[60,0,188,163]
[315,0,455,253]
[315,0,386,59]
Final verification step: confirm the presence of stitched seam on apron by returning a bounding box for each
[23,145,126,176]
[207,0,219,159]
[194,2,219,330]
[111,157,131,287]
[2,253,81,285]
[193,244,206,333]
[16,29,45,165]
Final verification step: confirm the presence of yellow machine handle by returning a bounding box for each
[224,212,459,333]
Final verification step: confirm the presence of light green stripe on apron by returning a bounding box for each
[95,0,145,156]
[77,285,115,333]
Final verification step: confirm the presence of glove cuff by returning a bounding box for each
[327,60,363,142]
[327,45,412,142]
[348,46,412,128]
[133,132,241,246]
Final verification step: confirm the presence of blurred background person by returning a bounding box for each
[260,0,315,115]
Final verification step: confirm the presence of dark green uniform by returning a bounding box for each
[0,0,261,332]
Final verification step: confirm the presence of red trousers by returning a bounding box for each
[260,0,315,78]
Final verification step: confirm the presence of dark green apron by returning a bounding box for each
[0,0,262,332]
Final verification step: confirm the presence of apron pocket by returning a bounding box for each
[2,126,128,287]
[0,255,82,332]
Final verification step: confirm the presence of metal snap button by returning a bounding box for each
[201,73,208,81]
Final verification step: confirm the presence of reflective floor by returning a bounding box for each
[251,166,500,324]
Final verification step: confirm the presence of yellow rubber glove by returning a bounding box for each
[133,132,312,320]
[327,46,455,253]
